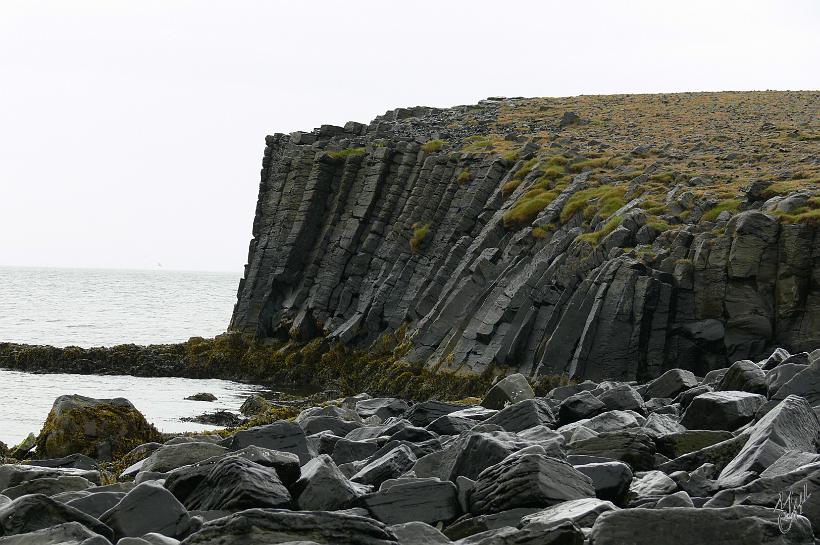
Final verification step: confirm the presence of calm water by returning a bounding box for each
[0,266,260,446]
[0,369,264,446]
[0,266,239,347]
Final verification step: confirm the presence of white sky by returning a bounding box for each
[1,1,818,272]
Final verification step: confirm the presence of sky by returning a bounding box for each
[1,1,818,272]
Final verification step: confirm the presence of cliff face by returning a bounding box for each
[231,92,820,382]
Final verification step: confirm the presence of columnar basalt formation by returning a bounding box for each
[231,92,820,382]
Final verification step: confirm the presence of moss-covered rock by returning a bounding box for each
[36,395,162,461]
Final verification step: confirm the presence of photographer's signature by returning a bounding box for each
[775,483,811,534]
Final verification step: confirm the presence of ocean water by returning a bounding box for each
[0,266,239,347]
[0,266,261,446]
[0,369,265,446]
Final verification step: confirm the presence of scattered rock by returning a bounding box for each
[185,393,217,402]
[480,374,534,410]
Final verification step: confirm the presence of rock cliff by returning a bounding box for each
[230,92,820,383]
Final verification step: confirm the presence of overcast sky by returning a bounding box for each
[1,1,818,272]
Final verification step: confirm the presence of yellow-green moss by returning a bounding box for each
[457,168,473,185]
[328,147,365,159]
[421,139,446,153]
[409,223,431,253]
[577,216,623,245]
[701,199,741,222]
[560,185,627,223]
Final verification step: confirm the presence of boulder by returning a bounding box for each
[597,384,644,413]
[26,454,99,471]
[99,481,192,541]
[569,430,657,471]
[0,475,94,500]
[180,508,398,545]
[406,401,464,427]
[356,398,410,420]
[641,413,685,438]
[658,431,751,473]
[239,395,270,417]
[35,395,161,461]
[718,395,820,487]
[0,521,109,544]
[655,430,735,459]
[680,391,766,431]
[469,449,594,515]
[426,415,477,436]
[482,399,555,432]
[654,490,694,508]
[587,505,813,545]
[771,360,820,407]
[362,478,459,525]
[520,497,617,529]
[351,445,418,488]
[179,456,291,511]
[293,454,368,511]
[443,508,539,540]
[332,438,380,465]
[389,521,450,545]
[480,374,534,410]
[140,442,229,473]
[717,360,767,395]
[558,391,606,425]
[185,393,217,402]
[299,416,362,437]
[574,461,633,504]
[0,464,100,490]
[66,491,126,518]
[0,494,114,540]
[628,470,677,498]
[220,422,312,463]
[643,369,698,400]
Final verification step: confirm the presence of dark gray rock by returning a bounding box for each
[99,481,191,541]
[655,490,694,508]
[406,401,465,427]
[766,363,808,398]
[574,461,633,505]
[332,438,380,465]
[180,508,398,544]
[0,475,94,500]
[771,359,820,407]
[293,454,369,511]
[558,391,606,425]
[427,415,478,436]
[66,491,126,518]
[718,395,820,487]
[643,369,698,400]
[597,384,644,413]
[587,505,813,545]
[655,430,736,459]
[628,470,677,498]
[444,508,539,540]
[26,454,99,471]
[299,416,362,437]
[363,478,459,525]
[220,422,312,463]
[140,442,229,473]
[351,445,418,488]
[569,430,657,471]
[520,497,617,529]
[482,399,555,432]
[480,374,534,410]
[389,521,451,545]
[0,464,100,490]
[0,521,110,544]
[180,456,292,511]
[356,398,410,420]
[469,449,594,515]
[0,494,114,540]
[717,360,767,395]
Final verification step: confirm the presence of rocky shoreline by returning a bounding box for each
[0,346,818,544]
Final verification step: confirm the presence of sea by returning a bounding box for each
[0,266,264,446]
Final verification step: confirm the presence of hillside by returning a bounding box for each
[229,91,820,384]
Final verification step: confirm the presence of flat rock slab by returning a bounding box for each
[470,451,594,515]
[179,508,399,545]
[221,422,313,463]
[363,478,459,525]
[521,497,617,529]
[588,505,813,545]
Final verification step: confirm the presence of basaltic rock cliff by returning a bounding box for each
[230,91,820,383]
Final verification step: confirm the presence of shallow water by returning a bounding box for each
[0,369,265,446]
[0,266,239,348]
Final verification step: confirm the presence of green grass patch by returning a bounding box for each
[502,151,520,162]
[421,139,446,153]
[569,156,610,173]
[560,185,627,224]
[512,158,538,181]
[701,199,741,222]
[457,168,473,185]
[328,147,365,160]
[577,216,623,245]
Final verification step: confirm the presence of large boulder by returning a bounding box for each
[180,508,398,545]
[351,445,418,488]
[654,430,735,459]
[220,422,312,463]
[362,478,459,525]
[482,399,556,432]
[717,360,767,395]
[718,395,820,487]
[521,497,617,529]
[559,391,606,425]
[469,449,594,515]
[140,442,228,473]
[574,461,633,505]
[0,521,109,544]
[0,474,94,500]
[0,493,114,540]
[643,369,698,400]
[481,374,535,410]
[680,391,766,431]
[569,430,657,471]
[587,506,813,545]
[35,395,161,461]
[771,359,820,407]
[294,454,368,511]
[99,481,192,541]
